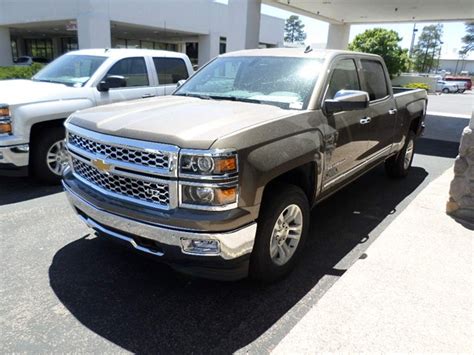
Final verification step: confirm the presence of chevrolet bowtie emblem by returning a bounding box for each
[91,158,112,173]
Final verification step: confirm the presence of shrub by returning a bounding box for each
[0,63,44,80]
[403,82,430,91]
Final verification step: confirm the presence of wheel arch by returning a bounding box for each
[243,129,325,211]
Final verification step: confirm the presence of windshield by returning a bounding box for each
[32,54,106,87]
[174,56,323,110]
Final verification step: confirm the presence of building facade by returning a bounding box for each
[0,0,284,66]
[438,58,474,75]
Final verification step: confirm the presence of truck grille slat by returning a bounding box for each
[71,157,169,206]
[68,132,169,169]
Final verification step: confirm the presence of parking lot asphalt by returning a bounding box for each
[0,95,470,353]
[426,90,473,117]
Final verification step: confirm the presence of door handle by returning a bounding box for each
[360,117,372,125]
[142,94,155,98]
[388,108,397,115]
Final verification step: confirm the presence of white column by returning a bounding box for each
[77,0,111,49]
[326,23,350,50]
[227,0,261,52]
[0,27,13,66]
[198,32,220,67]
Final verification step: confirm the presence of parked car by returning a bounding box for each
[436,80,459,93]
[63,48,427,281]
[444,76,472,91]
[14,56,50,66]
[0,48,193,182]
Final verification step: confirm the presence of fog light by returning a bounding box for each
[181,238,220,255]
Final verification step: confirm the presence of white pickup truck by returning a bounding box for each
[0,48,193,183]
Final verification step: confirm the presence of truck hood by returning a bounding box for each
[68,95,293,149]
[0,79,81,106]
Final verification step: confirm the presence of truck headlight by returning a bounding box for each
[180,184,237,210]
[0,104,12,134]
[179,150,237,176]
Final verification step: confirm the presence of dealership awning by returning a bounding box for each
[263,0,474,24]
[260,0,474,49]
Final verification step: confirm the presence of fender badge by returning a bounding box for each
[91,159,112,173]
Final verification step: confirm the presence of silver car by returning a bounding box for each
[436,80,459,93]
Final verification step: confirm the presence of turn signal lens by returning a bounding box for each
[214,157,237,174]
[0,106,9,117]
[0,121,12,134]
[215,186,237,205]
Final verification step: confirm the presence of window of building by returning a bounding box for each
[25,38,54,61]
[140,41,154,49]
[11,39,18,60]
[219,37,226,54]
[186,42,199,65]
[106,57,149,87]
[114,38,127,48]
[154,42,177,51]
[126,39,140,49]
[360,60,388,101]
[60,37,78,54]
[326,59,360,99]
[153,57,189,84]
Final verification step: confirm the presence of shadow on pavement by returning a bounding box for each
[423,114,469,143]
[49,166,428,353]
[416,138,460,159]
[0,176,62,206]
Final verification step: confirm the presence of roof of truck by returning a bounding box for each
[221,47,381,60]
[64,48,188,59]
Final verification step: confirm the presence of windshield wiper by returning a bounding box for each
[32,78,66,85]
[174,92,212,100]
[205,95,262,104]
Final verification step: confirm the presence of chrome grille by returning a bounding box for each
[71,157,169,207]
[68,132,169,169]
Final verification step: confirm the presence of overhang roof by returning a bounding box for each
[264,0,474,24]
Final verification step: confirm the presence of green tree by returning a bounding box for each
[460,21,474,55]
[348,28,409,77]
[412,24,443,73]
[284,15,307,44]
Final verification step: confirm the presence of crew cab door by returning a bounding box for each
[358,59,397,161]
[152,57,190,95]
[322,57,372,183]
[95,57,156,104]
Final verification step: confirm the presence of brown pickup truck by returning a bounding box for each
[62,48,427,281]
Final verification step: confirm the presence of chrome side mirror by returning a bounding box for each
[325,90,369,114]
[176,79,186,88]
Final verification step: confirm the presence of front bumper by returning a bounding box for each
[63,181,257,280]
[0,143,29,176]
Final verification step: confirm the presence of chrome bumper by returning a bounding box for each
[0,143,29,167]
[63,181,257,260]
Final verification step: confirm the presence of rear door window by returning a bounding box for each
[326,59,360,99]
[106,57,149,87]
[153,57,189,84]
[360,60,388,101]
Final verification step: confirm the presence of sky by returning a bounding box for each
[260,3,473,60]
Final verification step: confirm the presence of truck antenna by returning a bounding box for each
[304,45,313,53]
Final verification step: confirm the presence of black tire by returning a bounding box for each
[31,126,66,184]
[249,183,310,282]
[385,131,416,178]
[442,88,449,94]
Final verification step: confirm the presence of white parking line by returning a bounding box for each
[426,111,472,119]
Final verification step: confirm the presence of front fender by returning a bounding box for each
[240,129,324,208]
[11,98,95,141]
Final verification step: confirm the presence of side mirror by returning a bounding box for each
[97,75,127,92]
[324,90,369,114]
[176,79,186,88]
